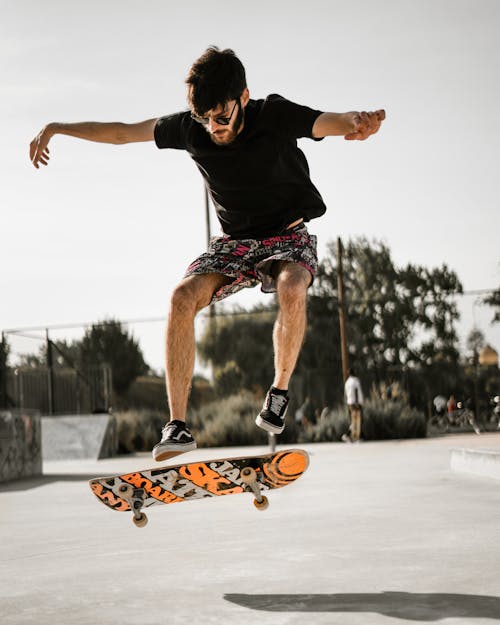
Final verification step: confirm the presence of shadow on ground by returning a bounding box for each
[0,474,100,492]
[224,592,500,621]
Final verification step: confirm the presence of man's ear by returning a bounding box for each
[241,87,250,108]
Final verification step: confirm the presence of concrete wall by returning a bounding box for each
[0,410,42,482]
[41,413,118,461]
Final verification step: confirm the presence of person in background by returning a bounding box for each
[447,394,457,420]
[343,368,364,443]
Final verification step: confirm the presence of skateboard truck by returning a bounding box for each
[118,484,148,527]
[240,467,269,510]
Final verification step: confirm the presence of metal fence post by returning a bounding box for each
[46,329,55,415]
[0,332,7,409]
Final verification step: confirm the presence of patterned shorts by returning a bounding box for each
[185,224,318,303]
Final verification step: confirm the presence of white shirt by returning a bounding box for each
[344,375,364,405]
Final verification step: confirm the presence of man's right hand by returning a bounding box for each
[29,119,158,169]
[344,109,386,141]
[30,125,53,169]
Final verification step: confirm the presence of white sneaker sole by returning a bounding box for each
[152,441,197,462]
[255,415,285,435]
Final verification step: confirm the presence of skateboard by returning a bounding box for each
[89,448,309,527]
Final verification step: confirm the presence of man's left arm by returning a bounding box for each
[312,109,385,140]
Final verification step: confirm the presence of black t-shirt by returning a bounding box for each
[154,94,326,238]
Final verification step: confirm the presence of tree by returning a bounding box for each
[294,291,343,408]
[79,319,149,395]
[466,328,485,356]
[197,307,275,394]
[308,237,463,409]
[16,339,82,370]
[484,287,500,324]
[8,320,149,401]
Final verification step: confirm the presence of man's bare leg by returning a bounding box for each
[153,273,230,461]
[272,262,311,390]
[256,262,312,434]
[165,273,230,422]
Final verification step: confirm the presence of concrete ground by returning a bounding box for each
[1,432,500,625]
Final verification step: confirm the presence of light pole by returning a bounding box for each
[337,237,349,383]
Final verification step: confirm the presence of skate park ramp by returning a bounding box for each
[41,413,117,460]
[0,410,42,482]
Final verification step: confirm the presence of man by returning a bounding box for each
[30,46,385,460]
[344,368,364,443]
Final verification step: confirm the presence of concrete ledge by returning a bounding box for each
[0,410,42,482]
[41,413,118,461]
[450,447,500,480]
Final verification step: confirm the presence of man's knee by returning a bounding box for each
[170,273,229,316]
[170,276,211,316]
[170,282,197,317]
[276,264,311,302]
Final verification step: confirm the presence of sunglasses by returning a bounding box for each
[191,100,238,126]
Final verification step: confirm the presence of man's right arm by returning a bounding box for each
[29,118,158,169]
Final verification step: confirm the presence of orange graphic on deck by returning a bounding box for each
[263,451,308,487]
[179,463,243,496]
[277,450,308,476]
[90,482,129,511]
[122,472,182,504]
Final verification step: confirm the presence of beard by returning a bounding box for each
[209,101,244,146]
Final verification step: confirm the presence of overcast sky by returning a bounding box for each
[2,0,499,372]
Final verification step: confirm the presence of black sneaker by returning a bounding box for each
[255,388,289,434]
[152,420,197,462]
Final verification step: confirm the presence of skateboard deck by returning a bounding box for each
[89,448,309,527]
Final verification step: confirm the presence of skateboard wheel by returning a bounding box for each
[133,513,148,528]
[253,495,269,511]
[240,467,257,484]
[118,484,134,498]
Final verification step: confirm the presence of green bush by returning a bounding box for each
[114,376,168,412]
[298,406,349,443]
[301,399,426,443]
[114,396,425,454]
[115,393,298,453]
[213,361,244,397]
[363,398,426,440]
[192,392,300,447]
[114,410,166,453]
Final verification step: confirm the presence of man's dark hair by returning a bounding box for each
[186,46,247,115]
